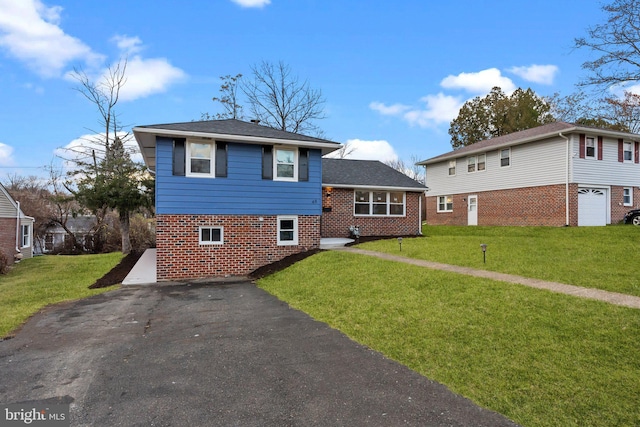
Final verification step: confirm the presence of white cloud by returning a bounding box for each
[325,139,398,163]
[440,68,516,94]
[370,94,463,129]
[0,0,103,77]
[116,55,186,102]
[0,143,15,166]
[111,34,143,55]
[403,93,463,128]
[231,0,271,7]
[369,101,410,116]
[508,64,558,85]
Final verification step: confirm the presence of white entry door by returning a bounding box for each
[468,195,478,226]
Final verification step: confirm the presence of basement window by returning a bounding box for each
[277,216,298,245]
[199,226,223,245]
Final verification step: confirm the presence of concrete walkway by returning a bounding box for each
[334,247,640,310]
[122,248,156,285]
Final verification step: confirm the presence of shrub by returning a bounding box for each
[0,251,10,274]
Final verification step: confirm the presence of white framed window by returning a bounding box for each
[437,195,453,213]
[500,148,511,167]
[623,142,634,162]
[586,136,596,158]
[448,160,456,176]
[467,156,476,173]
[21,224,30,248]
[199,226,223,245]
[477,153,486,171]
[624,187,633,206]
[274,147,298,181]
[187,141,215,177]
[277,215,298,245]
[467,154,486,173]
[354,190,405,216]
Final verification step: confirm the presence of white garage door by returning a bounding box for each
[578,188,607,226]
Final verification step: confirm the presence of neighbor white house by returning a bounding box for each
[417,122,640,226]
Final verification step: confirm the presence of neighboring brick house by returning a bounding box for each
[321,159,427,238]
[417,122,640,226]
[0,184,34,263]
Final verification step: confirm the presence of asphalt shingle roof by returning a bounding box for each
[322,158,427,190]
[418,121,640,165]
[137,119,340,145]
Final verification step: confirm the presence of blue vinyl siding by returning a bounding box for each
[156,137,322,215]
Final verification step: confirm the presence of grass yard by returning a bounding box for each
[0,253,123,338]
[258,251,640,427]
[358,225,640,296]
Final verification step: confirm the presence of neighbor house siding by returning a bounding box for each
[426,136,567,196]
[156,214,320,280]
[0,192,17,217]
[155,138,323,216]
[572,135,640,187]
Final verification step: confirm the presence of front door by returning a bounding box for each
[468,195,478,226]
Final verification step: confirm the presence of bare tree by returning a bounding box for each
[385,155,425,184]
[243,60,326,136]
[575,0,640,91]
[327,141,357,159]
[64,59,153,254]
[213,73,244,119]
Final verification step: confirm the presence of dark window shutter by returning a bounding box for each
[579,134,586,159]
[298,148,309,181]
[173,139,185,176]
[619,139,624,162]
[597,136,603,160]
[635,142,639,164]
[215,142,227,177]
[262,146,273,180]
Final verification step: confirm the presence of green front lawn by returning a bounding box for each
[358,225,640,296]
[258,250,640,427]
[0,253,123,338]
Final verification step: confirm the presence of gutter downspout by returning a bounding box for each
[15,201,21,253]
[559,132,570,226]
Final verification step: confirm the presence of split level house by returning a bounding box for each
[133,119,426,280]
[417,121,640,227]
[0,183,34,263]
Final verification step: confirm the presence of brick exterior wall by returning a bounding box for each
[427,184,640,226]
[156,214,320,280]
[426,184,570,226]
[0,218,18,262]
[320,188,422,237]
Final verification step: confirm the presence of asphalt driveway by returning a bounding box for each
[0,281,518,426]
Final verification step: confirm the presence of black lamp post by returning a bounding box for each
[480,243,487,264]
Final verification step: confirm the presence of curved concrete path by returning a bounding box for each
[334,247,640,310]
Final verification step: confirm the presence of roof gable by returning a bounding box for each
[322,159,426,191]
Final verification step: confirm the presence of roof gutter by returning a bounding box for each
[322,183,428,192]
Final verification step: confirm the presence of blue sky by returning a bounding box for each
[0,0,606,180]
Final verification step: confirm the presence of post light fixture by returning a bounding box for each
[398,236,403,252]
[480,243,487,264]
